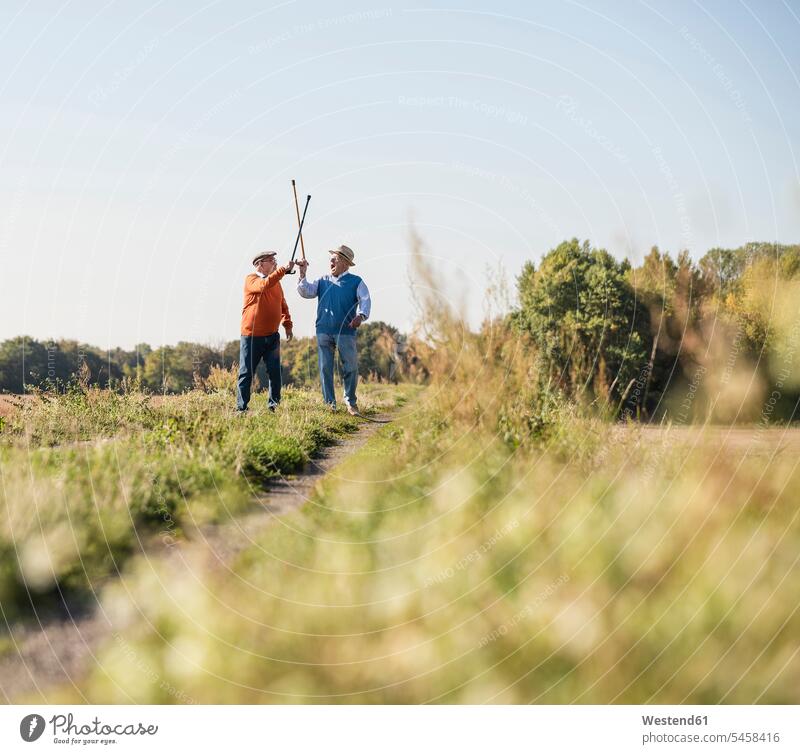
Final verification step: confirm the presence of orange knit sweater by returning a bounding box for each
[240,268,293,337]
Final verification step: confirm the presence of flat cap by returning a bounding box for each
[252,251,278,265]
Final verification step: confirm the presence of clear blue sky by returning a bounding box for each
[1,0,798,348]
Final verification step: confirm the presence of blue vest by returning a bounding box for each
[315,273,362,336]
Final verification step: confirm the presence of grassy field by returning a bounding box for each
[5,328,796,704]
[0,382,408,625]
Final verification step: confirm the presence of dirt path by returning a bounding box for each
[0,416,389,703]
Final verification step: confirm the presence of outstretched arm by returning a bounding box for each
[245,266,289,293]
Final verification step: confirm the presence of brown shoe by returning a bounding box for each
[346,404,359,416]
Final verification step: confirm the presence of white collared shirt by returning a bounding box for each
[297,271,371,320]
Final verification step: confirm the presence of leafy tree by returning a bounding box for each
[699,246,748,297]
[139,342,230,393]
[0,337,45,392]
[700,242,800,354]
[512,239,648,408]
[356,321,402,381]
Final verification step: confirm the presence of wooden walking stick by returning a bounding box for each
[284,182,310,275]
[291,179,307,263]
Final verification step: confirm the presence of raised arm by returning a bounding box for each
[296,259,319,298]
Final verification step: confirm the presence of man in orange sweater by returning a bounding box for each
[237,251,295,412]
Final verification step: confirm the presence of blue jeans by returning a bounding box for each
[317,333,358,407]
[237,333,281,411]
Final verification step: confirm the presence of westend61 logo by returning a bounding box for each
[19,713,158,744]
[20,715,45,742]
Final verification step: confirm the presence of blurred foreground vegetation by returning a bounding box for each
[78,408,797,703]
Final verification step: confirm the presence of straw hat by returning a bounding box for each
[328,244,355,266]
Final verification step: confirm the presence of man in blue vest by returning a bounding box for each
[296,244,371,415]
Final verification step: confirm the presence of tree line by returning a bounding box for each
[0,321,430,395]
